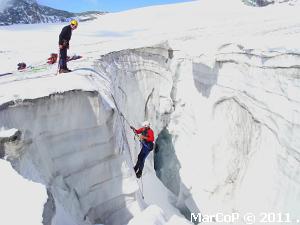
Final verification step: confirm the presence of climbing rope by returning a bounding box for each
[110,94,150,149]
[110,94,145,199]
[141,174,144,198]
[87,70,148,199]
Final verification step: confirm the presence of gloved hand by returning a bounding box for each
[61,40,69,49]
[130,126,135,130]
[139,135,145,140]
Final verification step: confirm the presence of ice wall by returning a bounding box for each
[0,39,299,225]
[166,43,300,223]
[95,43,197,223]
[0,44,185,225]
[95,41,300,223]
[0,89,143,225]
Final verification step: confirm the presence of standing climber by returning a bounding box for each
[58,19,78,73]
[130,121,154,178]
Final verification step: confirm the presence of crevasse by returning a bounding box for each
[1,41,300,225]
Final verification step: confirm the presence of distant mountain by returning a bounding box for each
[242,0,298,6]
[0,0,105,26]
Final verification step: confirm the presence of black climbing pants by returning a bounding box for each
[134,142,153,175]
[59,47,68,69]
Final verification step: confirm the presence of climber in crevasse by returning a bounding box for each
[130,121,154,178]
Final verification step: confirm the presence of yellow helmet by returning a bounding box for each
[70,19,78,27]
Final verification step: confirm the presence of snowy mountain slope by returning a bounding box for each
[243,0,299,6]
[0,0,104,26]
[0,0,300,224]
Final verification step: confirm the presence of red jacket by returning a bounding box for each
[135,127,154,142]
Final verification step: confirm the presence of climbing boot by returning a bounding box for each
[59,68,70,74]
[136,171,142,179]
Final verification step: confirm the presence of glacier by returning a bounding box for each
[0,0,300,224]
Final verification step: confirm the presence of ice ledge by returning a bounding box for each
[0,128,19,138]
[0,73,100,107]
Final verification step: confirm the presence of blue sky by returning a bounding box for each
[37,0,194,13]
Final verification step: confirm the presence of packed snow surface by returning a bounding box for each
[0,159,47,225]
[0,0,299,224]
